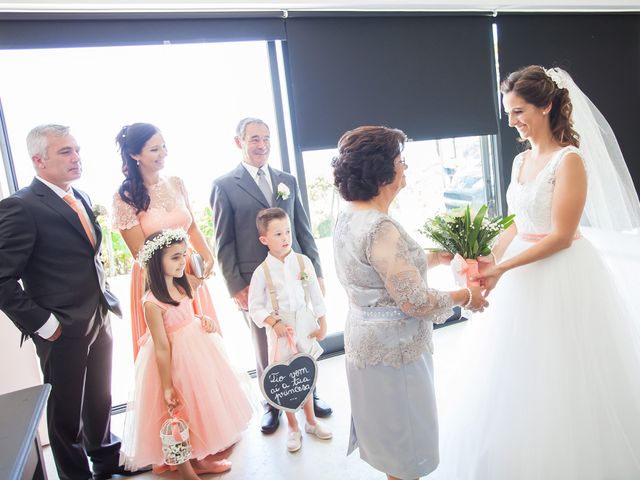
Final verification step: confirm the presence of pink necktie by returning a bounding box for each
[63,194,96,247]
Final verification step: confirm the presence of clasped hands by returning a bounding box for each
[466,286,489,312]
[269,315,327,342]
[437,251,494,312]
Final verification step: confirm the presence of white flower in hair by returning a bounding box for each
[137,228,188,267]
[545,67,569,90]
[276,182,290,200]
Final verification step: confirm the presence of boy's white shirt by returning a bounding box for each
[248,250,326,328]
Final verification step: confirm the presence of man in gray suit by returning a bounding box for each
[211,117,332,434]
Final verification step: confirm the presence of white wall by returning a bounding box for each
[0,313,43,396]
[0,312,49,441]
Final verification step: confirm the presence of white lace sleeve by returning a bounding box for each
[368,219,453,323]
[111,191,139,231]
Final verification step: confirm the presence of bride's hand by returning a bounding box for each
[472,264,504,297]
[477,252,496,272]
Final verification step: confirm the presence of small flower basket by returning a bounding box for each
[160,414,191,466]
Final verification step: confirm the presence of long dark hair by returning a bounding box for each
[144,232,193,306]
[115,123,160,214]
[501,65,579,148]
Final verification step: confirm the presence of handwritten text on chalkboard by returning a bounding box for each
[260,354,318,412]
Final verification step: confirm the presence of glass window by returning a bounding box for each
[301,135,496,335]
[0,41,281,405]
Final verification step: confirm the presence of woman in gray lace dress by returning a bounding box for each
[331,126,487,480]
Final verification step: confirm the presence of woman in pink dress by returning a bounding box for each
[112,123,218,360]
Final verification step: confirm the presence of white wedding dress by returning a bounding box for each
[432,146,640,479]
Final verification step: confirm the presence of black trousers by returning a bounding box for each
[33,314,120,480]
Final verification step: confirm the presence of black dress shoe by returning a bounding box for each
[260,407,282,434]
[93,464,151,480]
[313,392,333,418]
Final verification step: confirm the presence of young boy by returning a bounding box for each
[248,207,331,453]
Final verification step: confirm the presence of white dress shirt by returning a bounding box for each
[242,161,273,192]
[248,250,326,327]
[33,176,96,339]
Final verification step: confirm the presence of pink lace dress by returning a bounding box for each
[120,293,252,470]
[112,176,218,360]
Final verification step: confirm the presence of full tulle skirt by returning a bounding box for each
[120,320,253,470]
[433,235,640,479]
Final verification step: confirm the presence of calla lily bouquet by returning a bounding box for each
[420,205,515,259]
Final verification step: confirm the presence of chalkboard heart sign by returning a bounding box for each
[260,353,318,412]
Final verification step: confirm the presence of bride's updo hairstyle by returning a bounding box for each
[501,65,579,148]
[115,122,160,214]
[332,126,407,201]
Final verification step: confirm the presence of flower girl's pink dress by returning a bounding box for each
[120,292,252,470]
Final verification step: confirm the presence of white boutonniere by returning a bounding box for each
[276,183,290,200]
[92,204,107,219]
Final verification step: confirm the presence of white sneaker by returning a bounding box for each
[305,421,333,440]
[286,429,302,452]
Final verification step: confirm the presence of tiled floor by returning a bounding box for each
[43,322,465,480]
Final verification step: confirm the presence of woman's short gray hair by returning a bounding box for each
[26,124,70,160]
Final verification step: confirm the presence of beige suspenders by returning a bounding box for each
[260,254,310,318]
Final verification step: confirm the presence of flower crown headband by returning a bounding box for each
[137,228,188,267]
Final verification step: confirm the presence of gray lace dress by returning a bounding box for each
[333,208,454,479]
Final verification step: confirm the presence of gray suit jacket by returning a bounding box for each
[211,163,322,297]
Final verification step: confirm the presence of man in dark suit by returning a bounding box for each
[0,125,146,480]
[211,118,332,434]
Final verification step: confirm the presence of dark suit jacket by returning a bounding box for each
[0,178,121,340]
[211,163,322,297]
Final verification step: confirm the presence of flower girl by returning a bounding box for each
[120,229,252,479]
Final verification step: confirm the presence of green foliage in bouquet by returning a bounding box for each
[420,205,515,259]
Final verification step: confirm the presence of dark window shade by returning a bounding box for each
[0,13,285,49]
[495,14,640,195]
[285,15,498,151]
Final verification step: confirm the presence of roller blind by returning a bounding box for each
[285,15,499,151]
[495,14,640,192]
[0,12,286,48]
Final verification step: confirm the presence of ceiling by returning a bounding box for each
[0,0,638,14]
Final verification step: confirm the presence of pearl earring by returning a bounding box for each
[136,161,140,166]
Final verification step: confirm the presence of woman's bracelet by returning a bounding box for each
[463,287,473,308]
[272,318,281,327]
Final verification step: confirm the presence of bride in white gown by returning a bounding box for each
[433,66,640,479]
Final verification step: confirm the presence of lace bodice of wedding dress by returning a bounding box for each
[506,146,582,234]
